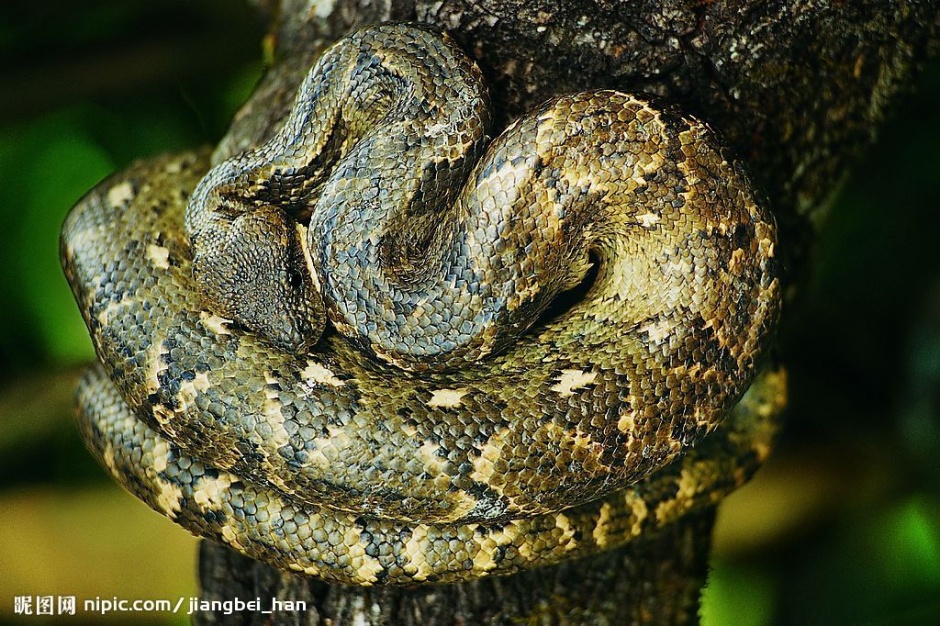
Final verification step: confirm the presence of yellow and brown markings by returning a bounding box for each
[62,24,784,585]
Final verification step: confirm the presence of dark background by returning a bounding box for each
[0,2,937,624]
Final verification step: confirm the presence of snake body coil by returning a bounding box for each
[62,24,782,585]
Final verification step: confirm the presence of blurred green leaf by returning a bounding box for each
[881,497,940,590]
[12,110,114,365]
[702,560,776,626]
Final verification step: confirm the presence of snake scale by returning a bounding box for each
[61,23,783,585]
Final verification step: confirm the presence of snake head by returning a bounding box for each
[190,203,326,353]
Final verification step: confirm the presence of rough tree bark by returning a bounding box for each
[194,1,939,624]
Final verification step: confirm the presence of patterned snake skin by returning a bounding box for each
[61,24,783,585]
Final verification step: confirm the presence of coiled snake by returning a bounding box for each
[62,23,783,585]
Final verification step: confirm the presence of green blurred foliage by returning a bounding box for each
[702,561,776,626]
[0,0,262,379]
[0,2,938,624]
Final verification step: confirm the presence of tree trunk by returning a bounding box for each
[193,1,939,623]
